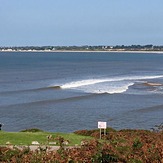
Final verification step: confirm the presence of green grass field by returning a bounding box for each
[0,130,92,146]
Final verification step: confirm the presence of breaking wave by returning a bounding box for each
[54,75,163,94]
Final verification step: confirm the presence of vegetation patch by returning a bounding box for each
[20,128,44,133]
[0,126,163,162]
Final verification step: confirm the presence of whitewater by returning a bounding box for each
[59,75,163,94]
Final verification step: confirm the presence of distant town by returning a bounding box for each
[0,45,163,52]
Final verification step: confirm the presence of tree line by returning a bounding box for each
[0,45,163,51]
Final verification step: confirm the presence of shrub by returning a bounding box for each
[20,128,44,132]
[74,127,116,137]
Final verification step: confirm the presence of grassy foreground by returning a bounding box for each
[0,129,92,146]
[0,127,162,162]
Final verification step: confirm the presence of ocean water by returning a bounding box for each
[0,52,163,132]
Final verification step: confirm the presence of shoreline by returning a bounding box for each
[1,50,163,54]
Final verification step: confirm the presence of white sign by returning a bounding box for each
[98,121,107,129]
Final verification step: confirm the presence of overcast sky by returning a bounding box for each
[0,0,163,46]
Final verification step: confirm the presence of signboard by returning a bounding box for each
[98,121,107,129]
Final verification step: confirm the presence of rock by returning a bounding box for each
[49,142,57,145]
[6,141,11,145]
[47,135,53,140]
[31,141,39,145]
[81,140,88,146]
[63,141,69,145]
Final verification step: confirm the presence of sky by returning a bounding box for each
[0,0,163,46]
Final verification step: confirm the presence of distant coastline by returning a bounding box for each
[1,45,163,53]
[1,49,163,54]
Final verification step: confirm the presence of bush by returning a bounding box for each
[74,127,116,137]
[20,128,44,132]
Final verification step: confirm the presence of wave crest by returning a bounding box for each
[52,75,163,94]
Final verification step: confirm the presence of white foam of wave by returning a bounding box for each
[61,79,108,89]
[60,75,163,89]
[90,82,134,94]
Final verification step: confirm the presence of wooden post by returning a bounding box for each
[104,128,106,136]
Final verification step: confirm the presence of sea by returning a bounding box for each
[0,52,163,132]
